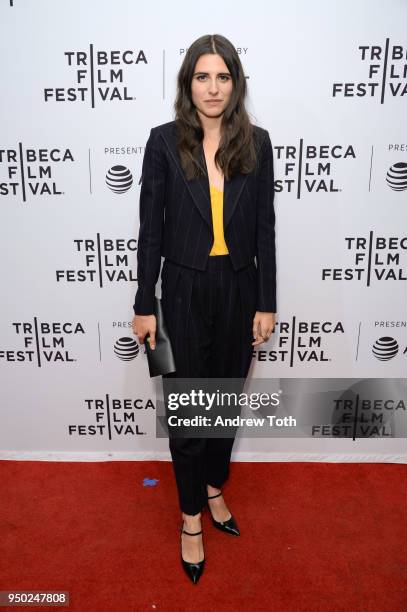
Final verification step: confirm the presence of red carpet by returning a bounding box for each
[1,460,406,611]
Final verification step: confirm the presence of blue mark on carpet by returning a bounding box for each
[143,477,159,487]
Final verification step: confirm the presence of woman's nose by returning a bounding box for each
[208,80,219,94]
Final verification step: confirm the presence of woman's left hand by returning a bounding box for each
[252,311,276,347]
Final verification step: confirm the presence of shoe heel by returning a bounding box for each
[207,490,240,536]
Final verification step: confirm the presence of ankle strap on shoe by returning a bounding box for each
[182,528,202,536]
[207,492,222,499]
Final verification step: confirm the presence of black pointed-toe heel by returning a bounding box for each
[180,522,205,584]
[207,491,240,536]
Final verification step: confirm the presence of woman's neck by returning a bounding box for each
[197,110,222,142]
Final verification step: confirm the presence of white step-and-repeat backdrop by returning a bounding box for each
[1,0,406,462]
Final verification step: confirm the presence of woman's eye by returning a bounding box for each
[196,75,230,81]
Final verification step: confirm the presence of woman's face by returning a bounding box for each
[191,53,233,120]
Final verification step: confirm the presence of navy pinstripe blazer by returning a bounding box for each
[133,120,276,316]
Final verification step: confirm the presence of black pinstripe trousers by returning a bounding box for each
[161,254,257,515]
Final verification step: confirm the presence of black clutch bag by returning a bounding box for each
[144,296,177,377]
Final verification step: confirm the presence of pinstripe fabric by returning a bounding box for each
[133,120,276,315]
[161,254,257,515]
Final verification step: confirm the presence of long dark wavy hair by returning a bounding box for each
[173,34,258,181]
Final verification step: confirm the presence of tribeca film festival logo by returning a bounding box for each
[322,232,407,285]
[68,394,155,439]
[0,145,74,202]
[313,390,406,439]
[0,319,84,367]
[55,235,137,284]
[332,40,407,102]
[0,144,141,202]
[274,141,355,198]
[253,317,345,366]
[43,46,147,108]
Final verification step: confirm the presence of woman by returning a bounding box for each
[132,33,276,584]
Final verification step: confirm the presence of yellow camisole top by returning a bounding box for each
[209,184,229,255]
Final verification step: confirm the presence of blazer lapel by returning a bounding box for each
[223,163,249,230]
[160,128,249,230]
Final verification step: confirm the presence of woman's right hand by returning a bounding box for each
[132,314,157,350]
